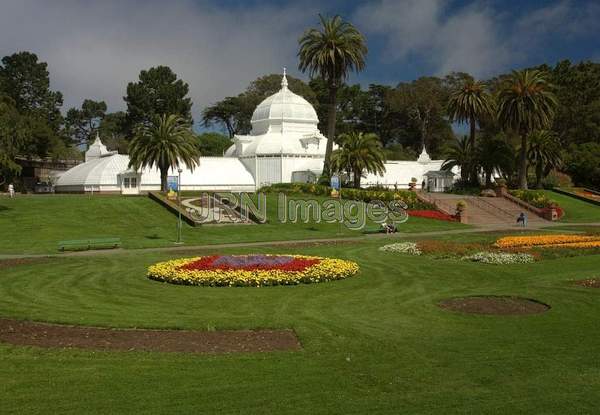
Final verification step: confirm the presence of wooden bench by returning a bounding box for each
[58,238,121,252]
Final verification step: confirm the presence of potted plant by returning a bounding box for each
[409,177,418,191]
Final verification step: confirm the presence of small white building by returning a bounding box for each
[55,71,455,194]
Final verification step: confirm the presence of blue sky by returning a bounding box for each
[1,0,598,122]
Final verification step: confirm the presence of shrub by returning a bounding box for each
[542,170,573,189]
[509,189,557,208]
[260,183,433,209]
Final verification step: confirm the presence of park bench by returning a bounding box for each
[58,238,121,252]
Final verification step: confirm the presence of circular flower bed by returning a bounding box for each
[148,254,359,287]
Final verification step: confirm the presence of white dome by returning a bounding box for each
[250,72,318,135]
[56,154,130,188]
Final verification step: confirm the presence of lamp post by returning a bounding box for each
[176,167,183,244]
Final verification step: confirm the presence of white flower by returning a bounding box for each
[379,242,422,256]
[461,251,534,264]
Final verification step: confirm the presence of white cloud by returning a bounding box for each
[0,0,317,122]
[354,0,506,77]
[354,0,600,78]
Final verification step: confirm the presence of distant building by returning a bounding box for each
[55,71,455,194]
[15,156,81,192]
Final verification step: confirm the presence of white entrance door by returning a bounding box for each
[121,175,140,195]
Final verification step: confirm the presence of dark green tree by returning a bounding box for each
[65,99,107,146]
[99,111,128,153]
[196,132,232,156]
[476,134,515,186]
[447,78,495,182]
[385,77,453,156]
[497,70,558,189]
[0,51,63,132]
[442,136,472,183]
[202,74,315,138]
[564,142,600,188]
[331,131,386,188]
[124,66,192,133]
[527,130,562,188]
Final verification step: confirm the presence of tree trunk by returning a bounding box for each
[323,85,338,179]
[160,167,168,192]
[225,120,234,139]
[485,170,492,187]
[518,132,528,189]
[469,115,477,184]
[354,168,361,189]
[535,161,543,189]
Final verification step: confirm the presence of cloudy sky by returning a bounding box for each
[1,0,598,125]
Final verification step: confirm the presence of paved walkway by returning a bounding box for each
[2,221,599,260]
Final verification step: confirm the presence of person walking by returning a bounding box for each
[8,183,15,198]
[517,212,527,227]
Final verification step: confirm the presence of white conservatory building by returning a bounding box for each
[55,71,454,194]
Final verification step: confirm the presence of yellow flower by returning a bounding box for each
[494,234,600,249]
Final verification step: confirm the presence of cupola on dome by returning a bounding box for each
[250,69,318,135]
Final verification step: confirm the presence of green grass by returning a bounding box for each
[1,238,600,413]
[544,190,600,223]
[0,194,466,254]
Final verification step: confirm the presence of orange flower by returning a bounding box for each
[494,234,600,249]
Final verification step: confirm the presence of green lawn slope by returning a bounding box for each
[0,194,466,254]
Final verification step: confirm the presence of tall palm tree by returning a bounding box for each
[497,69,558,189]
[331,132,385,188]
[128,114,200,192]
[476,135,515,187]
[298,14,367,179]
[447,79,495,183]
[527,130,562,188]
[442,136,472,183]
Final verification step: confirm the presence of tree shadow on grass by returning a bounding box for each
[0,205,11,212]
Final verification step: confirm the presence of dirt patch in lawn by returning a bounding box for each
[0,318,301,353]
[439,296,550,315]
[574,278,600,288]
[0,257,53,269]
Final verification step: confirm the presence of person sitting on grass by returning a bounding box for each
[381,222,397,234]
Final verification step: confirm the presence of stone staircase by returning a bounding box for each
[421,193,548,226]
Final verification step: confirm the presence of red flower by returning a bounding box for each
[178,255,321,272]
[407,210,455,221]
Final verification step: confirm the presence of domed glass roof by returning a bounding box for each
[250,71,318,128]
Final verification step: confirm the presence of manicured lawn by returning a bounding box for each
[544,190,600,223]
[1,238,600,413]
[0,194,466,254]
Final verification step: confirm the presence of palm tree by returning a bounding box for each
[442,136,472,183]
[128,114,200,192]
[447,79,495,183]
[330,132,385,188]
[497,70,558,189]
[527,130,562,188]
[298,14,367,179]
[476,135,514,187]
